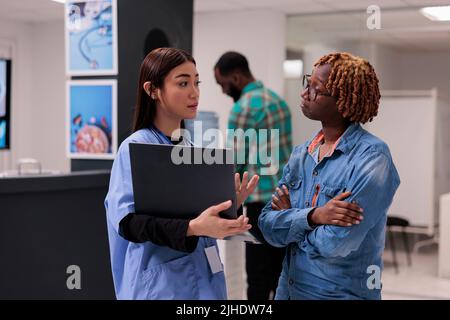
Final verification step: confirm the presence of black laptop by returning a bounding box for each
[129,143,237,219]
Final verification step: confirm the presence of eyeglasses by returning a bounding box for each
[302,74,332,101]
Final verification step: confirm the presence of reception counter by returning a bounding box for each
[0,170,115,299]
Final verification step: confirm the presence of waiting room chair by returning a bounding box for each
[386,216,412,273]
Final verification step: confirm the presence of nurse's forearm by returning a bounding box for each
[119,213,199,252]
[187,219,199,236]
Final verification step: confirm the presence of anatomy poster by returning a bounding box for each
[67,80,117,159]
[65,0,118,75]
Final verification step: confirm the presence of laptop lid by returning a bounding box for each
[129,143,237,219]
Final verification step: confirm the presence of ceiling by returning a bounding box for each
[194,0,450,52]
[0,0,449,51]
[285,1,450,51]
[195,0,450,15]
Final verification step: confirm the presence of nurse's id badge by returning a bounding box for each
[204,246,223,274]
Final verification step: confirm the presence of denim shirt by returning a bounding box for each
[258,123,400,300]
[104,127,227,300]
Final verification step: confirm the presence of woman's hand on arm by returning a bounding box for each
[308,191,364,227]
[270,188,363,227]
[235,172,259,209]
[271,185,291,210]
[187,200,252,239]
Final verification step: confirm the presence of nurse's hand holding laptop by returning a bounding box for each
[130,143,260,240]
[187,172,259,239]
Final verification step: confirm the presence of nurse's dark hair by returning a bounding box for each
[314,52,380,124]
[132,47,196,132]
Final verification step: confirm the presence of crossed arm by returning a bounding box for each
[259,151,399,258]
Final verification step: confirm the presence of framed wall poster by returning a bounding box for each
[0,59,11,150]
[0,119,7,149]
[65,0,118,76]
[66,80,117,159]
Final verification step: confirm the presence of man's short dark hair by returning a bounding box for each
[215,51,251,76]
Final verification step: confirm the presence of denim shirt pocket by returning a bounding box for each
[285,174,302,207]
[319,183,347,206]
[143,254,199,300]
[286,174,302,189]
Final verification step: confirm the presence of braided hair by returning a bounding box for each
[314,52,380,123]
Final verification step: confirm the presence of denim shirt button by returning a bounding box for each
[289,279,294,285]
[290,182,295,187]
[313,170,318,176]
[305,201,310,206]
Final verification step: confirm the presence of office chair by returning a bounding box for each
[386,215,412,273]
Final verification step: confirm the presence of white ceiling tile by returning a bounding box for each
[241,0,318,8]
[327,0,410,10]
[384,36,446,51]
[287,4,450,51]
[235,0,310,5]
[0,0,63,22]
[194,0,242,13]
[279,2,334,15]
[403,0,450,6]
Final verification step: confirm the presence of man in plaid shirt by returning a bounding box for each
[215,51,292,300]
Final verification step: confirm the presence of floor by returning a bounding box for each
[225,235,450,300]
[382,242,450,300]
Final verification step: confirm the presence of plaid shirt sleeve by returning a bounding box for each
[227,100,258,175]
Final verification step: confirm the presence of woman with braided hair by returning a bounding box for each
[259,52,400,299]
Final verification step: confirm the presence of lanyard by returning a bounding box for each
[148,125,193,146]
[148,125,173,145]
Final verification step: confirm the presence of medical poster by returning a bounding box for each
[0,60,6,117]
[67,80,117,159]
[0,120,7,149]
[65,0,118,76]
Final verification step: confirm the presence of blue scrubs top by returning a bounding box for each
[104,126,227,300]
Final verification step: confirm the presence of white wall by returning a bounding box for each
[0,18,68,173]
[29,21,67,173]
[436,92,450,195]
[398,50,450,92]
[439,193,450,278]
[352,44,450,93]
[193,10,286,136]
[0,19,34,172]
[193,9,286,300]
[371,44,402,90]
[366,92,436,230]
